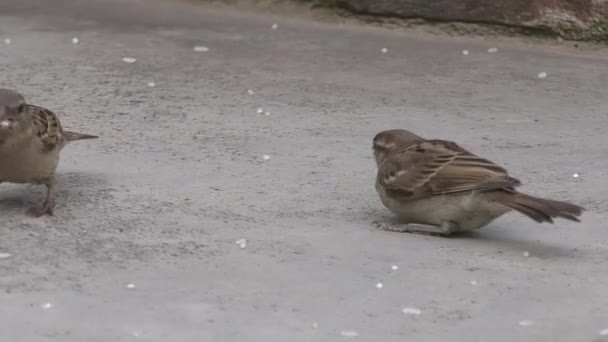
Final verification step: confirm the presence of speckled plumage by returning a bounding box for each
[372,129,584,235]
[0,99,98,217]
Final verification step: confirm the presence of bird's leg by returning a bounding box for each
[373,221,458,236]
[27,179,55,217]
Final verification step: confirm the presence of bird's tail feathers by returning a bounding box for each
[495,192,584,223]
[64,130,98,142]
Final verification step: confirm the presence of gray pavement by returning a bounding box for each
[0,0,607,341]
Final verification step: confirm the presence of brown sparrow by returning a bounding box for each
[372,129,584,235]
[0,102,98,216]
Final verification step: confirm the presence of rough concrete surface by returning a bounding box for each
[0,0,607,341]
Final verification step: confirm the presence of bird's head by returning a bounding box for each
[0,103,27,139]
[372,129,423,166]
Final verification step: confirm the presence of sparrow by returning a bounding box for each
[0,101,98,217]
[372,129,584,235]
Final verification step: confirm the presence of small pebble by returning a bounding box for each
[462,49,469,55]
[147,81,156,88]
[0,121,9,128]
[262,155,270,161]
[470,280,478,286]
[126,283,136,289]
[193,46,209,52]
[72,37,79,44]
[488,47,498,53]
[340,330,359,337]
[401,307,422,315]
[391,265,399,271]
[4,38,11,45]
[519,320,536,327]
[264,111,271,116]
[272,23,278,30]
[537,72,548,79]
[312,322,319,329]
[375,282,383,289]
[247,89,255,95]
[0,253,12,259]
[256,108,264,114]
[236,239,247,249]
[523,251,530,257]
[41,303,53,309]
[573,173,579,178]
[381,48,388,54]
[599,328,608,336]
[121,57,136,63]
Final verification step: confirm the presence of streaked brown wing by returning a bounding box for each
[377,139,521,200]
[26,104,64,150]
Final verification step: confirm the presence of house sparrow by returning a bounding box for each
[372,129,584,235]
[0,102,98,216]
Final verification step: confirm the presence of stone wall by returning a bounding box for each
[335,0,608,41]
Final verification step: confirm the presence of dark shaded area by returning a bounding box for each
[297,0,608,41]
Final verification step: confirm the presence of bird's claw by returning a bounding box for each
[26,200,54,217]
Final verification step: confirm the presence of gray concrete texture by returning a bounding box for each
[0,0,607,341]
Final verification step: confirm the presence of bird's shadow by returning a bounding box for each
[372,214,579,259]
[0,172,108,214]
[450,229,578,259]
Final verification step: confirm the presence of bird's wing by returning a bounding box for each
[377,139,521,200]
[26,105,64,150]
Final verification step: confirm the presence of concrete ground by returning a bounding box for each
[0,0,607,341]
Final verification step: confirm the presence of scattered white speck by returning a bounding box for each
[147,81,156,88]
[391,265,399,271]
[488,47,498,53]
[573,173,579,178]
[131,331,142,337]
[470,280,478,286]
[126,283,136,289]
[523,251,530,257]
[0,121,9,128]
[599,328,608,336]
[72,37,79,44]
[193,46,209,52]
[376,282,383,289]
[537,72,548,79]
[462,49,469,55]
[256,108,264,114]
[3,38,11,45]
[247,89,255,95]
[312,322,319,329]
[381,47,388,53]
[264,111,271,116]
[0,253,12,259]
[41,303,53,309]
[262,154,270,161]
[519,320,536,327]
[121,57,136,63]
[340,330,359,337]
[272,23,278,30]
[236,239,247,249]
[401,307,422,315]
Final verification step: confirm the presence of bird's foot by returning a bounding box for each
[26,199,55,217]
[372,221,457,236]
